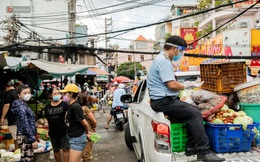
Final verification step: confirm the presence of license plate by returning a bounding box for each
[116,113,124,118]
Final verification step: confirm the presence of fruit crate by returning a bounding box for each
[239,103,260,122]
[205,122,255,153]
[200,62,246,93]
[170,123,187,152]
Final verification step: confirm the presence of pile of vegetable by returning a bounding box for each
[37,128,50,141]
[0,126,12,140]
[37,118,48,128]
[0,149,21,162]
[208,104,253,130]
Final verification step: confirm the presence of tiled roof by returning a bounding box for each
[135,35,147,41]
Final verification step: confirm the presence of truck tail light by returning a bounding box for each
[151,120,171,153]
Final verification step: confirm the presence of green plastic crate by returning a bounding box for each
[170,123,187,152]
[239,103,260,122]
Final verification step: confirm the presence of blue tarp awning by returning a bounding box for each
[0,52,23,71]
[22,60,89,78]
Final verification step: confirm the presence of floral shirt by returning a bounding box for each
[11,100,37,143]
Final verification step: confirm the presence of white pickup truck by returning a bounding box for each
[122,72,260,162]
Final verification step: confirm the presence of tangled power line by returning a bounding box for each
[2,0,260,63]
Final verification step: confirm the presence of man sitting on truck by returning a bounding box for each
[147,35,225,162]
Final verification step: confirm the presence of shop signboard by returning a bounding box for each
[180,34,222,71]
[250,29,260,67]
[251,29,260,56]
[180,29,252,71]
[233,0,260,8]
[222,29,251,58]
[180,28,198,50]
[196,34,223,56]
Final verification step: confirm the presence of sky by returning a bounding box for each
[76,0,197,48]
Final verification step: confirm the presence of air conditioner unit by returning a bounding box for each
[239,22,248,28]
[256,22,260,29]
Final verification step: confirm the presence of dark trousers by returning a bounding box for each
[150,96,210,154]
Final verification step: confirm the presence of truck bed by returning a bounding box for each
[171,148,260,162]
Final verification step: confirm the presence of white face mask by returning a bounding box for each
[22,94,31,101]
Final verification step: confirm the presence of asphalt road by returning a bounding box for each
[91,108,138,162]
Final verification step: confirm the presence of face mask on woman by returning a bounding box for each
[53,95,61,101]
[22,94,31,101]
[63,95,69,102]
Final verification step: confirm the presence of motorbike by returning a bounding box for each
[112,106,127,131]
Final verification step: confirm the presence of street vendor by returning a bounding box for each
[1,80,18,148]
[147,35,225,162]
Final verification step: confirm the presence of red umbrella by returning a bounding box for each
[112,76,131,83]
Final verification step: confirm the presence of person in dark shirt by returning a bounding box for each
[45,88,69,162]
[1,80,18,143]
[11,84,38,162]
[78,93,97,162]
[60,84,90,162]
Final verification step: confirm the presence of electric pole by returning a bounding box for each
[130,45,137,80]
[68,0,76,45]
[4,15,18,46]
[105,17,112,82]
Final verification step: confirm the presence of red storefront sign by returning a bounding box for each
[180,28,198,49]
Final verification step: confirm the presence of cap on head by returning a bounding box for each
[60,84,79,93]
[113,81,118,85]
[118,83,125,89]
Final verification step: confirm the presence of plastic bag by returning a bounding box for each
[91,133,101,143]
[190,89,218,104]
[202,96,227,119]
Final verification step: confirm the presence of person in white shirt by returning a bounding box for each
[105,83,128,129]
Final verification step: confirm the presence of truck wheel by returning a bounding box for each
[125,123,134,150]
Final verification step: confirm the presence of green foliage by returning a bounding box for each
[196,31,203,38]
[196,24,212,39]
[197,0,212,10]
[116,62,143,80]
[197,0,233,10]
[164,33,172,41]
[194,21,200,27]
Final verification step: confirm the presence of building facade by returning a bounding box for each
[0,0,97,66]
[115,35,155,73]
[0,0,70,45]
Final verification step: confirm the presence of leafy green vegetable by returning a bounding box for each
[233,116,253,130]
[220,104,229,111]
[237,111,247,117]
[213,118,224,124]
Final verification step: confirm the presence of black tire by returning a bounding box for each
[125,123,134,150]
[119,123,124,131]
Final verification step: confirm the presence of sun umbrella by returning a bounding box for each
[112,76,131,83]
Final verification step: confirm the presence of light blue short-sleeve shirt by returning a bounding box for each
[147,51,179,100]
[112,88,126,108]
